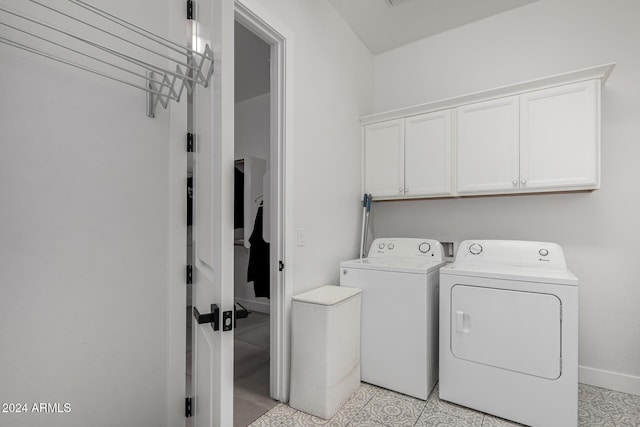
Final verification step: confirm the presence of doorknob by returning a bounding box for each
[193,304,220,331]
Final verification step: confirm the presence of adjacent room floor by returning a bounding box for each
[248,382,640,426]
[235,311,278,427]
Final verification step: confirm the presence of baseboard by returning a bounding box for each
[579,365,640,396]
[235,297,270,314]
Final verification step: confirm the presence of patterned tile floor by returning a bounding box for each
[248,382,640,427]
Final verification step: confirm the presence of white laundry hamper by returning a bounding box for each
[289,285,362,419]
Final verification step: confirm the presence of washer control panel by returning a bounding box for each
[456,240,567,271]
[368,238,444,261]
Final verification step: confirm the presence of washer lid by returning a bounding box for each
[341,257,445,274]
[441,263,578,286]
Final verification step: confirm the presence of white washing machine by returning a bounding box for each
[439,240,578,427]
[340,238,445,400]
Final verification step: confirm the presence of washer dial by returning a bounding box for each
[469,243,483,255]
[418,242,431,254]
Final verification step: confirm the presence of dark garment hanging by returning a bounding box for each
[247,205,270,299]
[234,167,244,229]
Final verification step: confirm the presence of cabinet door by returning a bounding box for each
[456,96,520,195]
[520,80,598,191]
[405,110,452,197]
[363,119,404,198]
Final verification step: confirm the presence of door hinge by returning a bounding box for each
[186,0,194,20]
[185,397,193,418]
[187,132,194,152]
[279,260,284,272]
[186,265,193,284]
[187,176,193,226]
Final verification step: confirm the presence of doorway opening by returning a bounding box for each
[232,19,274,426]
[233,2,293,424]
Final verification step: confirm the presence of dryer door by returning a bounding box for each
[451,285,561,379]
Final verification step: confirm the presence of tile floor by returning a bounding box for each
[247,382,640,427]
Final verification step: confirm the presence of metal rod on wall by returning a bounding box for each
[0,1,214,117]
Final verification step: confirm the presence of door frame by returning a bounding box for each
[234,0,294,402]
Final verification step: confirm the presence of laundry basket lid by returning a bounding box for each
[292,285,361,306]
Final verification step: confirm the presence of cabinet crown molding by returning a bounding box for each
[361,63,615,125]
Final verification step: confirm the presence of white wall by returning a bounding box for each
[372,0,640,394]
[235,93,271,161]
[234,93,270,312]
[240,0,374,295]
[0,1,184,425]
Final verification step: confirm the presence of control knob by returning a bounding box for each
[418,242,431,254]
[469,243,483,255]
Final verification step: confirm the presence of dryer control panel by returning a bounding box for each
[367,238,444,261]
[456,240,567,271]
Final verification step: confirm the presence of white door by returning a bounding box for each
[192,0,235,425]
[451,285,562,380]
[456,96,520,195]
[520,80,598,190]
[363,119,405,198]
[404,110,452,197]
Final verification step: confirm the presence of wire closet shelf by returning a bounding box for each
[0,0,213,117]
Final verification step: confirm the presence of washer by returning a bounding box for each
[439,240,578,427]
[340,238,445,400]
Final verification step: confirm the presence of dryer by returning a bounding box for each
[340,238,445,400]
[439,240,578,427]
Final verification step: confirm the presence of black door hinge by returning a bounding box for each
[186,265,193,284]
[185,397,193,418]
[187,176,193,226]
[187,132,194,152]
[279,260,284,272]
[186,0,194,20]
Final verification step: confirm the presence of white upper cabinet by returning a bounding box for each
[405,110,453,197]
[362,111,453,199]
[457,81,599,195]
[520,80,598,191]
[363,119,405,198]
[360,63,614,200]
[456,96,520,195]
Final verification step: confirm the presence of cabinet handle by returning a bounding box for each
[512,180,518,186]
[399,188,403,193]
[521,179,527,185]
[404,188,409,193]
